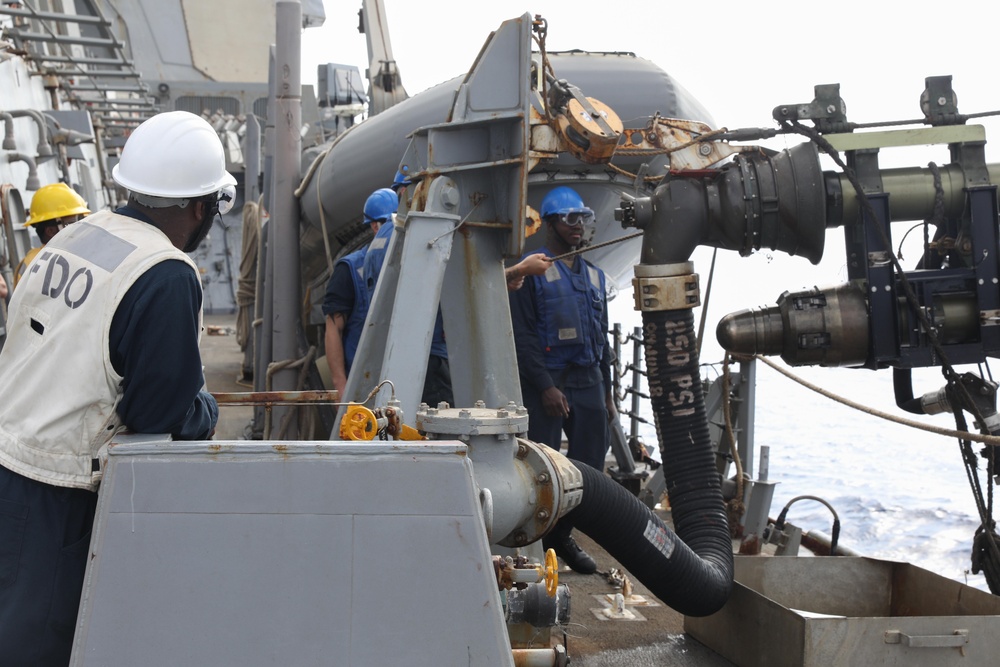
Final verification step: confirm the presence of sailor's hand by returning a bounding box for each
[506,253,551,291]
[517,252,552,277]
[541,386,570,418]
[605,392,618,423]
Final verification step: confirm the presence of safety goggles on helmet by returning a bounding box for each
[552,208,595,228]
[216,184,236,215]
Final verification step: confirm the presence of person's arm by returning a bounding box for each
[0,272,6,299]
[321,263,357,396]
[506,252,551,291]
[110,260,217,439]
[324,313,348,396]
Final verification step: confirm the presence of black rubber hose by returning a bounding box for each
[570,308,733,616]
[893,368,925,415]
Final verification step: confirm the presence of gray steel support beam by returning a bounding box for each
[334,14,534,435]
[244,114,262,208]
[267,0,303,437]
[440,226,522,409]
[0,8,110,25]
[253,48,277,436]
[7,29,121,48]
[26,55,132,66]
[243,115,262,383]
[69,84,147,93]
[48,70,140,79]
[71,97,150,106]
[339,196,457,424]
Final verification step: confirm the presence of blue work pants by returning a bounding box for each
[523,381,610,472]
[0,464,97,666]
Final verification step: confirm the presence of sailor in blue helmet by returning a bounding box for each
[508,185,615,574]
[363,190,455,408]
[390,165,411,194]
[322,188,397,396]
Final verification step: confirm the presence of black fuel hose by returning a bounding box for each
[570,308,733,617]
[893,368,925,415]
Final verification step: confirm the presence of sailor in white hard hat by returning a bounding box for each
[0,110,231,665]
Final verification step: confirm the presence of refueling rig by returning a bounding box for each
[52,7,1000,667]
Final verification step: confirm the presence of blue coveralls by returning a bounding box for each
[322,247,369,371]
[508,248,612,471]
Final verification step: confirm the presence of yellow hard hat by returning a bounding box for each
[26,183,91,226]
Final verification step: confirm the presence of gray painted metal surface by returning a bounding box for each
[72,441,512,666]
[686,556,1000,667]
[339,15,534,421]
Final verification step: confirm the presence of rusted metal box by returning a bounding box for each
[685,555,1000,667]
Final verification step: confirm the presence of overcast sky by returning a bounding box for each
[300,0,1000,360]
[302,0,1000,163]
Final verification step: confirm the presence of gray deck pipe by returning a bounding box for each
[7,152,40,190]
[6,109,54,157]
[1,112,15,150]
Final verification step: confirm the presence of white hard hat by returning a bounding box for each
[112,111,237,198]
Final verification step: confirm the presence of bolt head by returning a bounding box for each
[441,185,460,209]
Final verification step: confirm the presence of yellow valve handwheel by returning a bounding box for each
[339,405,378,441]
[543,548,559,597]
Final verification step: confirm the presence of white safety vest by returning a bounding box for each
[0,210,200,491]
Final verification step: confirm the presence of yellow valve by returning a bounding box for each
[396,423,425,441]
[339,404,379,441]
[543,548,559,597]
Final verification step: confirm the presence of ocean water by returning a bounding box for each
[607,273,995,594]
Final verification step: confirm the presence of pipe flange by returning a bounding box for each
[633,261,694,278]
[416,402,529,437]
[496,438,584,548]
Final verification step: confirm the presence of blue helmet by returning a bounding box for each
[363,187,398,224]
[540,186,594,223]
[390,165,411,192]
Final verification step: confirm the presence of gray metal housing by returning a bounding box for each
[72,440,513,666]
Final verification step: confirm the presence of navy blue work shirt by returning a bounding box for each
[108,206,218,440]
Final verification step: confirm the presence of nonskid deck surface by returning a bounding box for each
[199,313,735,666]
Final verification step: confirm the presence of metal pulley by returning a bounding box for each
[553,96,622,164]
